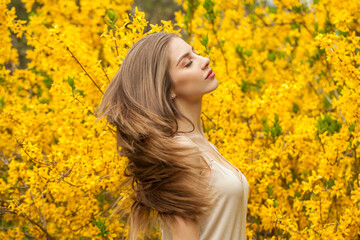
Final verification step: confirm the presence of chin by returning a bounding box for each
[207,80,219,93]
[212,78,219,89]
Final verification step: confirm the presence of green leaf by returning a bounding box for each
[74,89,85,97]
[292,102,299,114]
[106,19,113,26]
[184,0,200,29]
[241,80,248,93]
[202,0,216,22]
[36,86,43,97]
[268,51,276,62]
[291,3,307,14]
[323,96,332,109]
[316,113,342,136]
[67,76,75,90]
[290,22,301,30]
[268,7,277,14]
[0,96,4,107]
[274,199,279,208]
[203,0,215,11]
[323,178,335,189]
[335,29,348,37]
[93,215,110,238]
[263,113,283,143]
[235,45,243,57]
[200,33,209,48]
[0,76,5,85]
[267,185,274,196]
[315,23,319,32]
[262,117,268,126]
[38,98,50,104]
[244,49,253,57]
[114,16,119,24]
[249,13,257,23]
[107,10,116,21]
[43,78,53,89]
[294,190,301,198]
[277,51,285,59]
[349,122,357,132]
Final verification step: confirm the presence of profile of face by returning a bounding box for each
[168,37,218,102]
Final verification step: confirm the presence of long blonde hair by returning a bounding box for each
[95,32,216,239]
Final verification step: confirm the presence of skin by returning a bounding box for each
[167,37,219,239]
[166,37,244,239]
[168,37,219,140]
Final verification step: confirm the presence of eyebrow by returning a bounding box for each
[176,46,194,67]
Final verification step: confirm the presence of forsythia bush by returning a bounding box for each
[1,0,359,239]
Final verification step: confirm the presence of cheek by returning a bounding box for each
[171,69,204,97]
[176,76,190,88]
[174,74,199,96]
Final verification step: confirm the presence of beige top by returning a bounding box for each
[161,136,249,240]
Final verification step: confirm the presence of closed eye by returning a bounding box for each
[184,48,200,67]
[185,60,193,67]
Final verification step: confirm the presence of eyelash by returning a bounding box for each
[185,60,193,67]
[185,51,200,68]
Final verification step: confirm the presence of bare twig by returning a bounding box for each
[101,66,111,83]
[1,207,54,240]
[65,46,104,95]
[201,111,217,129]
[0,147,17,166]
[30,191,46,229]
[325,55,347,126]
[14,135,55,166]
[57,162,76,183]
[246,116,255,141]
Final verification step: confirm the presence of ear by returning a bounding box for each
[170,90,176,100]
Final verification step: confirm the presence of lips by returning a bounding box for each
[206,69,213,79]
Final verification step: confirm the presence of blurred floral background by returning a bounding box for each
[1,0,360,239]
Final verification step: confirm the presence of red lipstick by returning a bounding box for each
[206,69,215,79]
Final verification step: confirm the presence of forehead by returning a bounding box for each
[168,37,191,66]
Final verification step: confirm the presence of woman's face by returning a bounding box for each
[168,37,218,102]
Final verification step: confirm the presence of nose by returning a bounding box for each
[200,55,210,69]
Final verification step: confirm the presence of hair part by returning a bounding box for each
[95,32,216,239]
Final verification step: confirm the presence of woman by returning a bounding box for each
[96,32,249,240]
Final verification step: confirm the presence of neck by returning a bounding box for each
[174,97,206,139]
